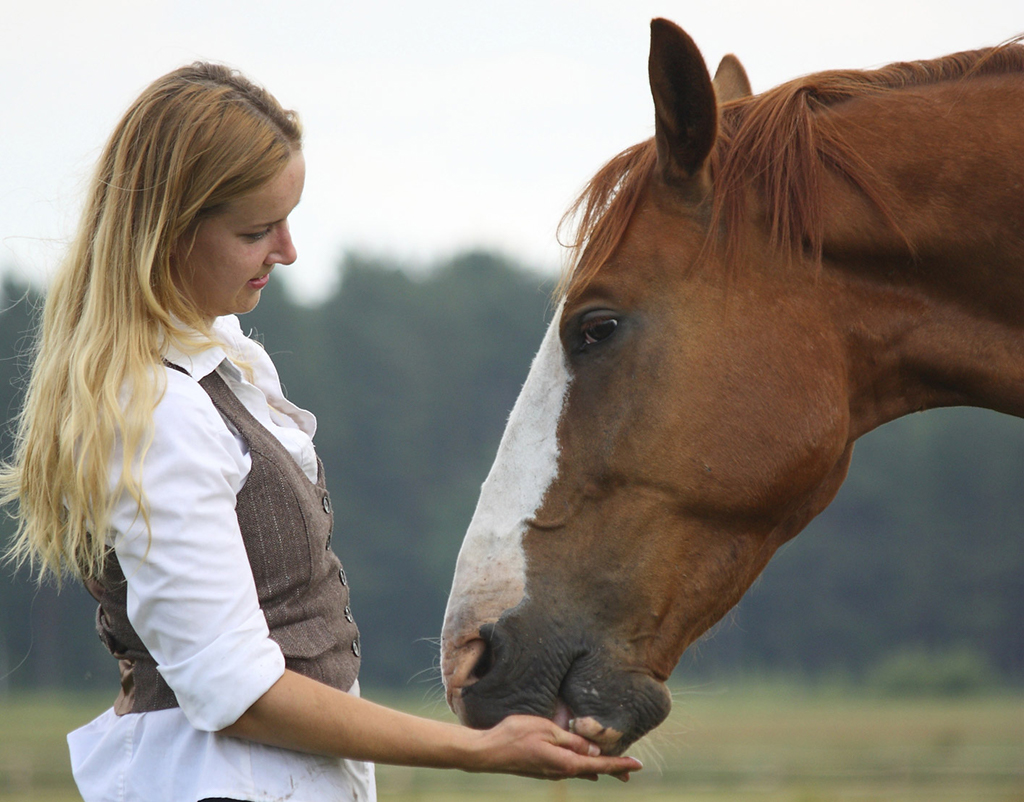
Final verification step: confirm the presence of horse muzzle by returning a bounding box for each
[441,609,671,755]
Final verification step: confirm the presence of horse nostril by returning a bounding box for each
[443,637,489,696]
[470,638,495,680]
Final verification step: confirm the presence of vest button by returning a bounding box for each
[344,605,354,623]
[338,568,347,586]
[326,533,332,549]
[352,638,361,657]
[322,496,332,514]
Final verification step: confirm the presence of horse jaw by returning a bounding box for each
[441,305,571,714]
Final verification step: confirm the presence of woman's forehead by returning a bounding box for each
[224,153,306,223]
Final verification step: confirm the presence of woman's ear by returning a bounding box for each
[170,223,200,275]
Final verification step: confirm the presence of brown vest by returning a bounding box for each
[88,369,360,714]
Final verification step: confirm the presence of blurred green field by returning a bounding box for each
[2,681,1021,801]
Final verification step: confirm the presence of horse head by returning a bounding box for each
[441,19,1024,754]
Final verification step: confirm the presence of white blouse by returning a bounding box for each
[67,315,376,802]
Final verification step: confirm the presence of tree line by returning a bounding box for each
[1,251,1021,696]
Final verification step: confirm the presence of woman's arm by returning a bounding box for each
[220,669,642,781]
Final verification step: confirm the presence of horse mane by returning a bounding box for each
[558,40,1024,300]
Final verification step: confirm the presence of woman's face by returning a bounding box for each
[179,151,306,321]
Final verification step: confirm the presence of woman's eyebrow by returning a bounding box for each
[249,198,303,228]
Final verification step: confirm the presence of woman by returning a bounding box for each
[0,63,641,801]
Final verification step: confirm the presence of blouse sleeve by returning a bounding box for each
[108,367,286,731]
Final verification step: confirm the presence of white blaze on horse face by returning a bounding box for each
[442,305,571,648]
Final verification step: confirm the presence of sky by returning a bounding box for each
[3,0,1020,302]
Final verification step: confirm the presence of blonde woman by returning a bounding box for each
[0,63,641,802]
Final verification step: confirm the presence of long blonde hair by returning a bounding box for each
[0,62,302,582]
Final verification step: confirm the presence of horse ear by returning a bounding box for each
[713,54,752,103]
[648,19,718,185]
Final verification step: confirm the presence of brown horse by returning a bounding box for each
[441,19,1024,754]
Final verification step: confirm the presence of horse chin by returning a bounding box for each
[551,674,669,755]
[555,698,626,754]
[559,667,671,755]
[570,715,627,755]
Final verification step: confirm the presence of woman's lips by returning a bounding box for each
[248,273,270,289]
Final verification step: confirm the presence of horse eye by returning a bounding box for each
[581,317,618,346]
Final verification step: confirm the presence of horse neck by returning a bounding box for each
[817,73,1024,438]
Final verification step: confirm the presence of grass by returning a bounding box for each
[1,681,1021,801]
[0,692,109,802]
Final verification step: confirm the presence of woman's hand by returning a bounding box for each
[466,714,642,782]
[222,669,642,781]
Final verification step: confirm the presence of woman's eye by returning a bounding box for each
[243,227,271,242]
[581,317,618,347]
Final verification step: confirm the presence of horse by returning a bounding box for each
[440,18,1024,755]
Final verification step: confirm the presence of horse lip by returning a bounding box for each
[447,685,468,721]
[552,696,574,730]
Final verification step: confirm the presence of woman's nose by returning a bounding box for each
[269,222,297,265]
